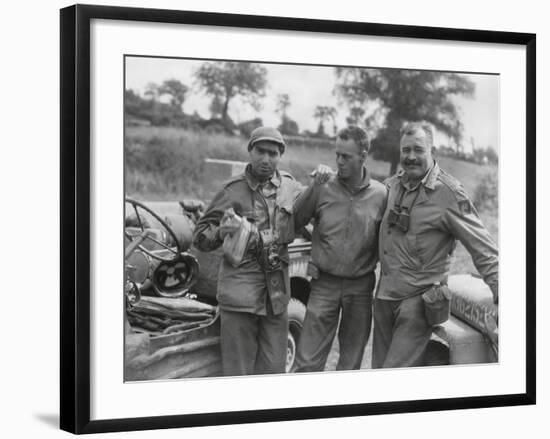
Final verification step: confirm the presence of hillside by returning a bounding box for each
[125,126,494,202]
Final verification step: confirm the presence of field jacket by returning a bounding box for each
[293,168,387,279]
[377,162,498,301]
[193,166,303,315]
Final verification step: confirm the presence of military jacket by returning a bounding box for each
[193,166,303,315]
[294,168,387,278]
[377,162,498,300]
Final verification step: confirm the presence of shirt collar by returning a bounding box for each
[338,166,371,192]
[244,164,281,190]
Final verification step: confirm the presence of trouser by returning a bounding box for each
[294,271,375,372]
[372,294,432,369]
[220,308,288,376]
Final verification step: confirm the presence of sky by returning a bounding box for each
[125,57,499,153]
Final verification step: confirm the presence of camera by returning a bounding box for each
[258,229,282,272]
[261,243,282,271]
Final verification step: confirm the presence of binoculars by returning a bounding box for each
[388,207,410,232]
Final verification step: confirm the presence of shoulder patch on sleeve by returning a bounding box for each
[437,169,477,215]
[457,199,473,215]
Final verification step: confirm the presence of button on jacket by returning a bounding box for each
[377,162,498,300]
[193,166,303,315]
[293,168,387,278]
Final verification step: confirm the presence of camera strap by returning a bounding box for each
[389,183,422,232]
[398,183,422,213]
[393,183,407,211]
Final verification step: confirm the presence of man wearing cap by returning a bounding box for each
[292,126,387,372]
[193,127,304,376]
[373,122,499,369]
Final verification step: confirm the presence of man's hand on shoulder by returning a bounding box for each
[310,164,335,185]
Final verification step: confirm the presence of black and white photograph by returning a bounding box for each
[2,0,546,437]
[123,56,500,381]
[54,3,536,434]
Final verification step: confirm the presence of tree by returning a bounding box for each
[346,106,365,126]
[276,93,291,118]
[276,93,299,136]
[144,82,160,100]
[238,117,264,138]
[125,89,148,117]
[209,93,224,118]
[126,86,187,127]
[157,79,189,110]
[313,105,337,137]
[335,68,475,174]
[278,117,300,136]
[195,61,268,125]
[485,146,498,165]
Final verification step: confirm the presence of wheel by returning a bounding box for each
[286,297,307,373]
[125,198,182,262]
[151,253,199,298]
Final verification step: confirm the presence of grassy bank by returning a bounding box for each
[125,126,391,201]
[125,125,494,201]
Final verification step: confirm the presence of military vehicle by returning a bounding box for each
[124,196,312,380]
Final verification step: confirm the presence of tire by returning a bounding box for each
[286,297,307,373]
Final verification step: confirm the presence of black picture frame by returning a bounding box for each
[60,3,536,434]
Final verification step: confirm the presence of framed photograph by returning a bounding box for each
[60,4,536,434]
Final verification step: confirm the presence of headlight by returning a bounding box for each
[126,250,153,285]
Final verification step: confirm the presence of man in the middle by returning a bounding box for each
[293,126,387,372]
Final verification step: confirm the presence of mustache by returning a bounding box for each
[403,160,419,166]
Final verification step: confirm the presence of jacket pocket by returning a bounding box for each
[276,203,295,244]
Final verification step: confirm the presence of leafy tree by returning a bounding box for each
[276,93,291,117]
[125,89,149,117]
[125,88,186,127]
[209,93,224,118]
[346,106,365,126]
[437,144,456,157]
[144,82,160,100]
[238,118,264,138]
[278,117,300,136]
[195,61,268,125]
[157,79,189,110]
[335,68,475,174]
[276,93,299,136]
[313,105,337,137]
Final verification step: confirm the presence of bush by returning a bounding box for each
[238,118,263,138]
[473,169,498,212]
[125,127,251,201]
[278,116,300,136]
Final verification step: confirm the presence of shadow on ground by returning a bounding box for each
[34,413,59,429]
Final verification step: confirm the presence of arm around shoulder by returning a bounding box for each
[293,181,321,230]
